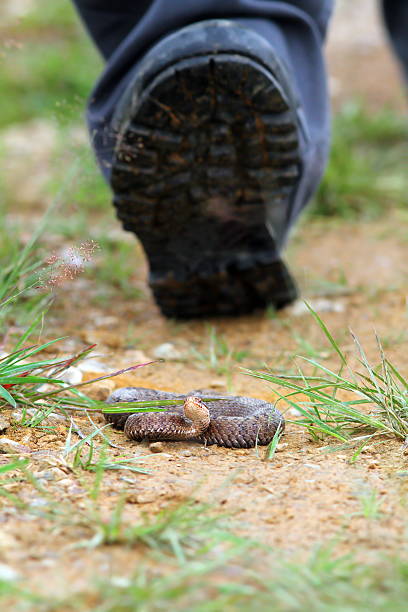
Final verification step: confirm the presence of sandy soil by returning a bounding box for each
[327,0,406,111]
[1,211,407,596]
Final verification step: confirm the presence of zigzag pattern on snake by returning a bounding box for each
[105,387,284,449]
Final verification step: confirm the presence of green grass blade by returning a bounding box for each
[304,301,348,366]
[63,424,110,456]
[0,384,17,407]
[265,422,284,460]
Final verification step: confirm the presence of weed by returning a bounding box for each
[1,455,407,611]
[39,240,100,289]
[66,436,150,475]
[0,225,49,331]
[265,421,284,460]
[281,319,332,360]
[306,269,353,298]
[11,542,408,612]
[85,234,144,300]
[16,404,59,429]
[248,304,408,448]
[355,488,383,520]
[191,326,249,378]
[90,497,238,563]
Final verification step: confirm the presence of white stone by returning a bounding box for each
[288,407,302,416]
[289,299,345,317]
[77,358,110,374]
[0,416,10,433]
[1,0,35,21]
[122,350,150,365]
[303,463,321,470]
[153,342,183,360]
[0,563,20,582]
[58,366,83,385]
[0,438,31,454]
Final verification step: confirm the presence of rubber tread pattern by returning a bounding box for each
[111,52,300,318]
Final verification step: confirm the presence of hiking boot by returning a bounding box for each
[110,19,302,318]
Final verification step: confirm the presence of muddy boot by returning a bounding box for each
[110,19,302,318]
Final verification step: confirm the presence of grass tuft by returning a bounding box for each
[248,304,408,448]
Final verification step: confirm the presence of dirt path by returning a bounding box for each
[327,0,406,111]
[2,211,407,596]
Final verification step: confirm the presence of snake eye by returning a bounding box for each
[184,396,206,410]
[185,396,205,408]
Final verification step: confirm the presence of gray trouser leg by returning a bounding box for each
[72,1,334,232]
[382,0,408,84]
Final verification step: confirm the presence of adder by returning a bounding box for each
[105,387,284,448]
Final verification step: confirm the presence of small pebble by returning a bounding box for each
[30,498,49,508]
[153,342,183,360]
[275,443,288,452]
[31,452,69,471]
[93,316,119,329]
[208,379,225,389]
[289,298,345,316]
[149,442,165,453]
[48,467,67,480]
[0,416,10,433]
[58,366,83,385]
[58,478,74,488]
[134,492,157,504]
[110,577,132,588]
[235,473,256,485]
[86,379,115,401]
[77,358,110,374]
[122,349,150,364]
[303,463,321,470]
[126,492,140,504]
[33,470,56,482]
[0,532,17,548]
[0,438,31,454]
[288,408,302,416]
[68,486,85,496]
[0,563,20,582]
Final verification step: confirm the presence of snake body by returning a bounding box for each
[105,387,284,448]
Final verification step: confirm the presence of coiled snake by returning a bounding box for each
[105,387,284,448]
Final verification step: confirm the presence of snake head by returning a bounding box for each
[183,396,211,429]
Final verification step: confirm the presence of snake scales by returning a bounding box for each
[105,387,284,448]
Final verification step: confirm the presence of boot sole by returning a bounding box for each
[111,48,300,317]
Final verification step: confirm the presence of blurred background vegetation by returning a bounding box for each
[0,0,406,335]
[1,0,407,222]
[0,3,407,610]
